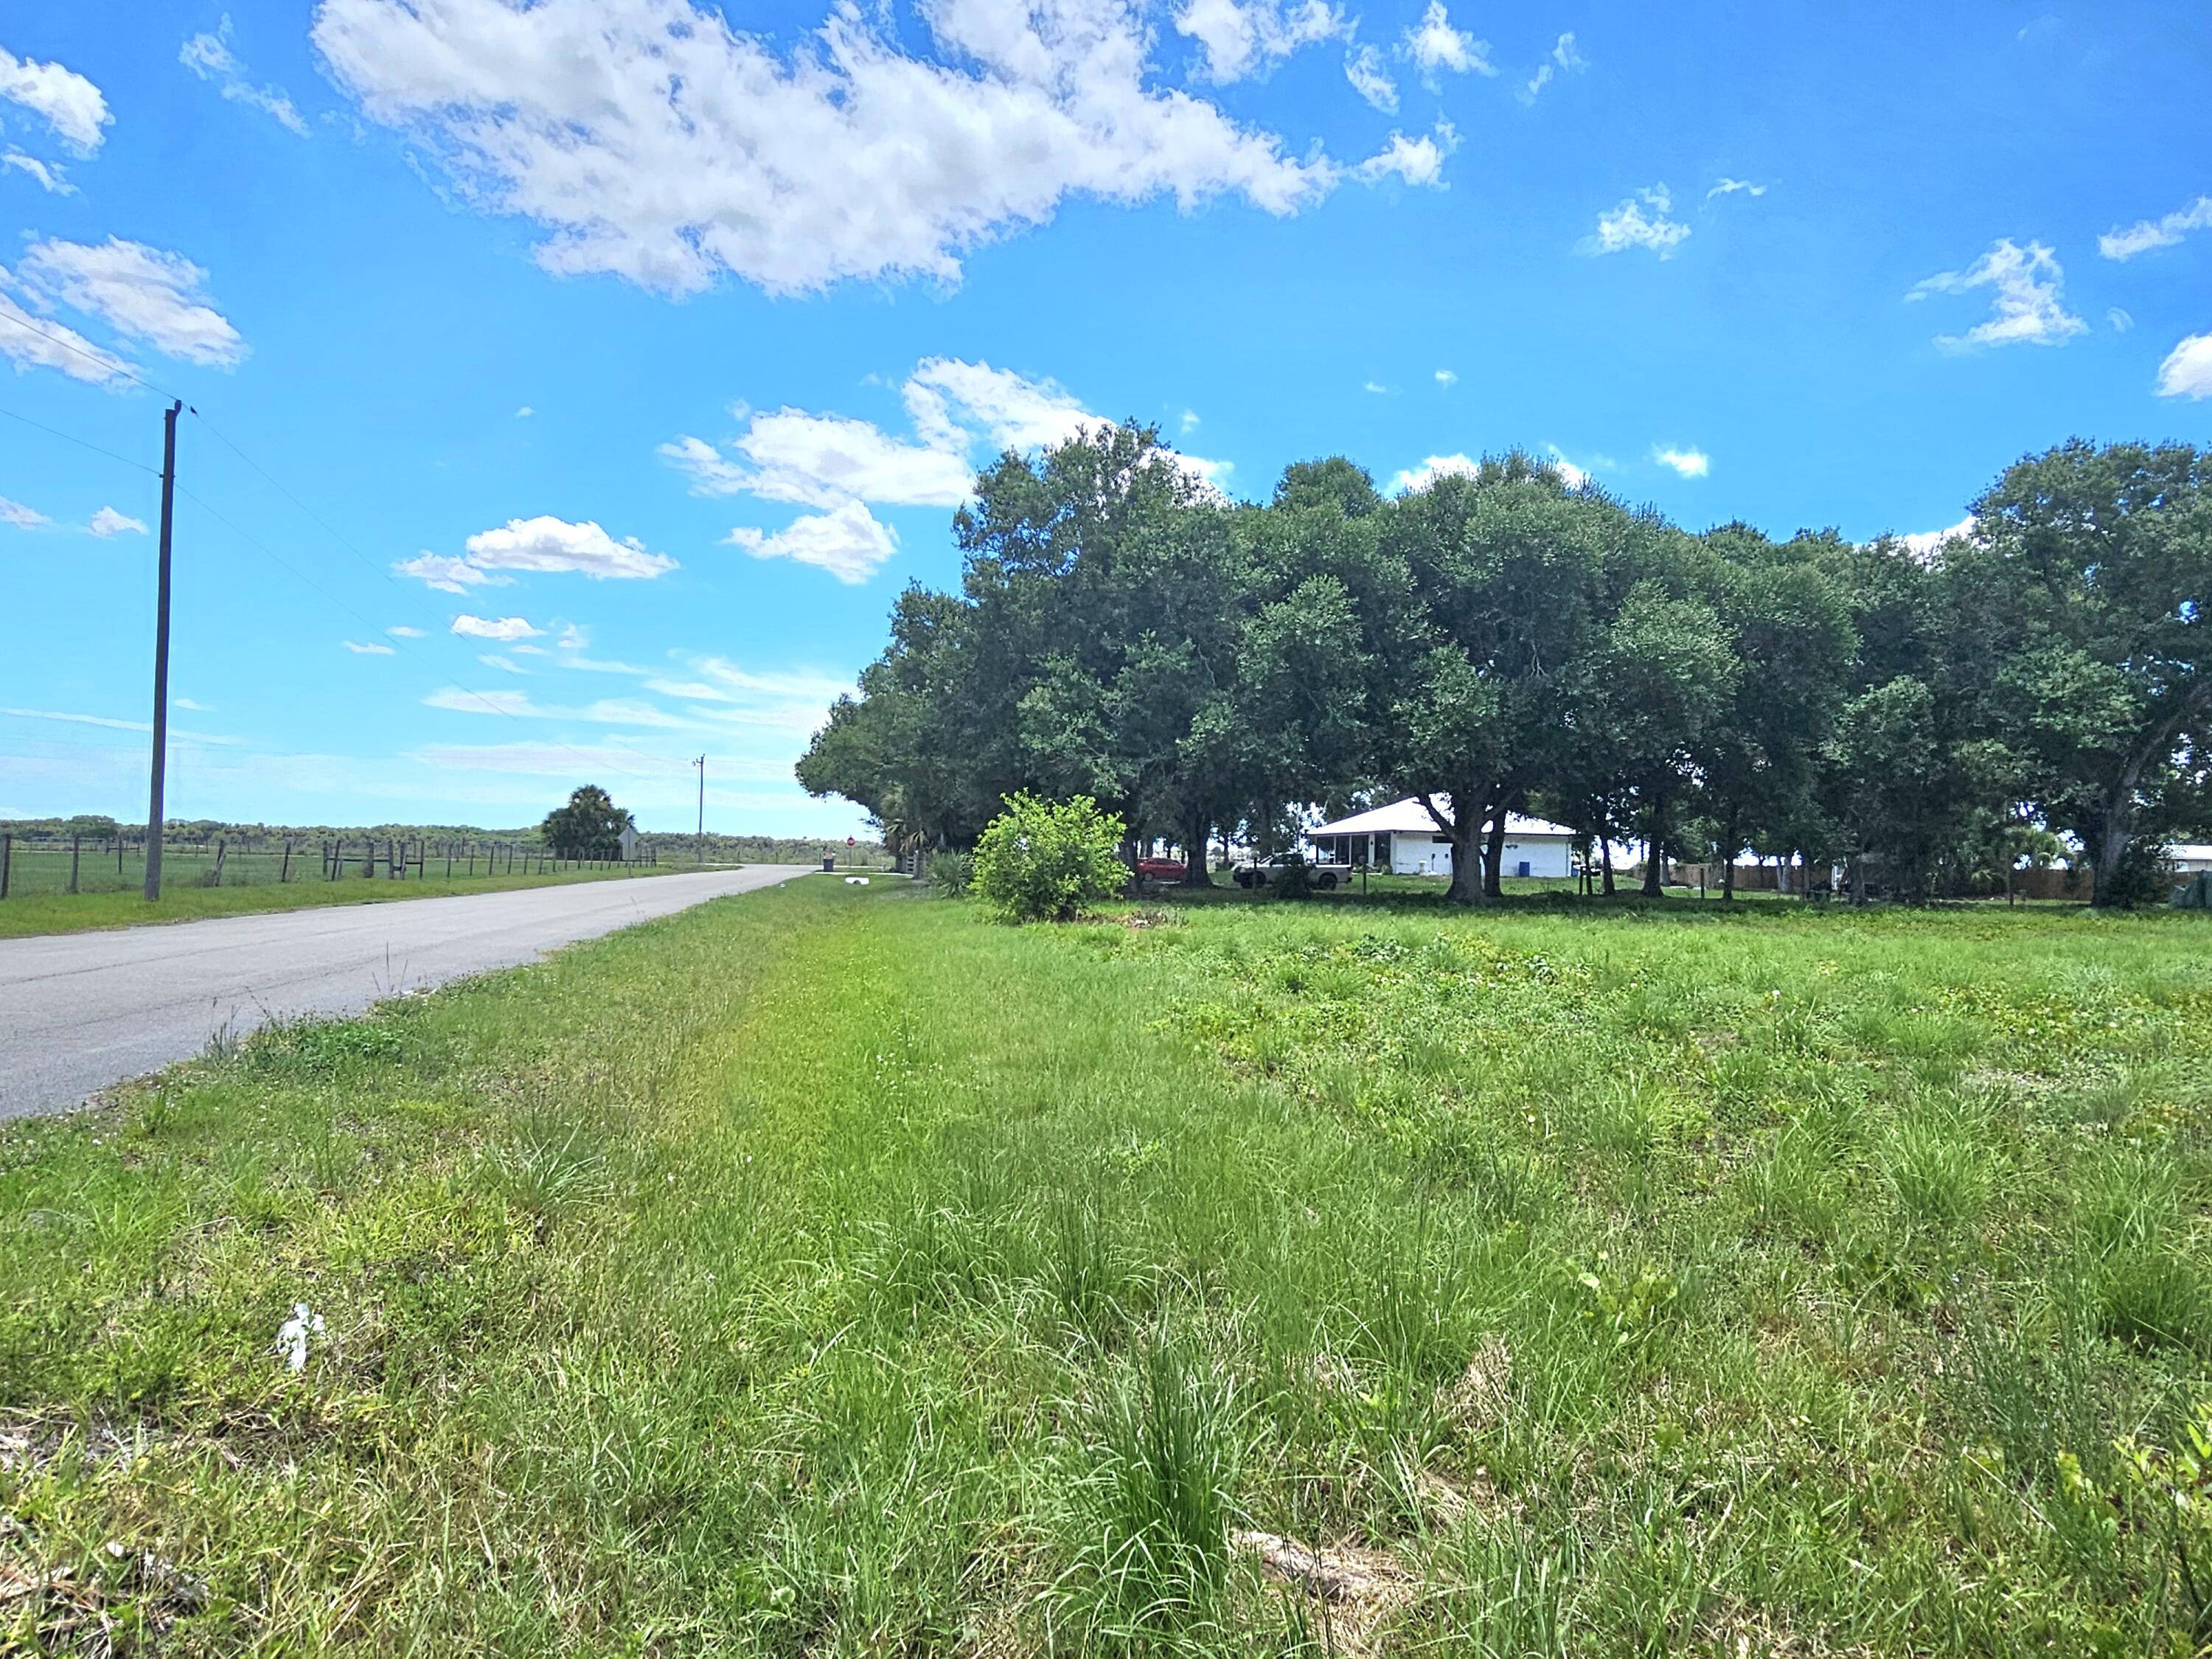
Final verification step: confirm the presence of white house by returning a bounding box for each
[1307,796,1580,879]
[2172,844,2212,874]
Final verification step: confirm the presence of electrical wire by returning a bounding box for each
[0,401,160,476]
[0,307,179,400]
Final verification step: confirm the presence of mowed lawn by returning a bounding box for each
[4,881,2212,1655]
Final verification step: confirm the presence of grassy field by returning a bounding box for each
[4,881,2211,1655]
[0,860,706,941]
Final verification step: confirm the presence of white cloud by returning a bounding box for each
[2156,333,2212,400]
[311,0,1344,296]
[1,495,49,528]
[0,45,111,153]
[668,355,1222,582]
[1354,122,1456,189]
[1434,368,1456,386]
[1403,1,1493,78]
[451,614,543,641]
[179,16,310,136]
[0,288,134,384]
[1363,380,1388,394]
[1653,445,1709,479]
[88,506,147,537]
[515,405,533,417]
[728,500,899,585]
[421,686,704,729]
[1180,408,1200,432]
[2,150,73,194]
[394,552,511,593]
[0,705,238,744]
[387,624,426,637]
[1586,184,1689,257]
[1175,0,1346,84]
[16,237,247,366]
[2108,307,2134,333]
[1522,31,1583,100]
[464,515,678,580]
[1543,445,1588,489]
[343,639,395,655]
[479,653,526,673]
[173,697,211,711]
[2099,195,2212,261]
[1895,516,1973,557]
[1344,44,1397,112]
[1705,177,1767,201]
[1909,239,2086,349]
[1392,453,1477,491]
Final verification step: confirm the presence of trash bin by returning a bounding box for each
[822,855,835,872]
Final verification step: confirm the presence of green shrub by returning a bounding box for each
[926,849,973,897]
[971,793,1127,923]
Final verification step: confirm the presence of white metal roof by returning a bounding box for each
[1310,796,1579,839]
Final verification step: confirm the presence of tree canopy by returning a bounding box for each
[799,425,2211,908]
[540,785,634,859]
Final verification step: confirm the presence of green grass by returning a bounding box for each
[0,860,712,940]
[4,883,2211,1654]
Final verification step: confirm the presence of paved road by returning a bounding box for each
[0,866,813,1121]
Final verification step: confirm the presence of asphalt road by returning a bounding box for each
[0,866,813,1121]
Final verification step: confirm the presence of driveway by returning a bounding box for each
[0,866,814,1121]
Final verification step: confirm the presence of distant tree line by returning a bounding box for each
[797,425,2211,908]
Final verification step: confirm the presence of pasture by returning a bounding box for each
[3,878,2210,1654]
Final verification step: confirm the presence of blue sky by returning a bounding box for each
[2,1,2208,836]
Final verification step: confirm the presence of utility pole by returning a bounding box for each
[692,754,706,865]
[144,400,181,902]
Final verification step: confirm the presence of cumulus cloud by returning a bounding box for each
[343,639,395,655]
[728,500,900,585]
[1894,516,1973,557]
[0,45,111,153]
[15,237,246,366]
[2156,333,2212,400]
[1522,31,1583,100]
[88,505,147,537]
[668,355,1224,580]
[1,494,49,528]
[1585,184,1689,258]
[1391,453,1477,491]
[2,150,73,193]
[1175,0,1346,83]
[310,0,1350,296]
[1909,239,2086,349]
[1653,445,1709,479]
[1403,1,1492,78]
[451,614,543,641]
[1544,445,1590,489]
[1354,123,1456,189]
[0,288,135,384]
[2099,195,2212,261]
[180,15,310,135]
[1434,368,1456,386]
[395,518,675,590]
[1343,44,1397,111]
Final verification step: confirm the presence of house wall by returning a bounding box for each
[1389,835,1573,878]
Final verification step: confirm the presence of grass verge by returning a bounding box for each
[3,882,2210,1653]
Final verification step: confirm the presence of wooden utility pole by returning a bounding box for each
[144,399,181,901]
[693,754,706,865]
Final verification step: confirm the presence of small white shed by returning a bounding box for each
[1307,796,1579,879]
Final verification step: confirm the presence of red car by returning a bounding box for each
[1135,856,1187,880]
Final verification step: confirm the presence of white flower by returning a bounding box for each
[276,1302,326,1374]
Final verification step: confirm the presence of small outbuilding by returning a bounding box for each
[1306,796,1579,879]
[2171,844,2212,874]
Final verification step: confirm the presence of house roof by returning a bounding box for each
[1310,796,1579,839]
[2171,844,2212,862]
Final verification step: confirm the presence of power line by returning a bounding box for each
[0,307,178,400]
[0,401,160,476]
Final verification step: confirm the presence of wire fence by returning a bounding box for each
[0,832,667,899]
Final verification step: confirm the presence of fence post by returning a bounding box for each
[69,833,80,894]
[0,833,10,900]
[280,838,292,883]
[211,838,226,886]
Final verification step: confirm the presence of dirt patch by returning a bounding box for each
[1436,1334,1514,1433]
[1235,1529,1413,1652]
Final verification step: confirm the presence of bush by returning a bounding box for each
[926,849,973,897]
[971,793,1127,923]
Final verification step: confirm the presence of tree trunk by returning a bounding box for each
[1424,792,1481,903]
[2092,807,2133,908]
[1641,795,1665,897]
[1601,835,1615,897]
[1483,813,1507,900]
[1178,810,1214,886]
[1719,813,1739,900]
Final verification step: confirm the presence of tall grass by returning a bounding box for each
[1,883,2209,1652]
